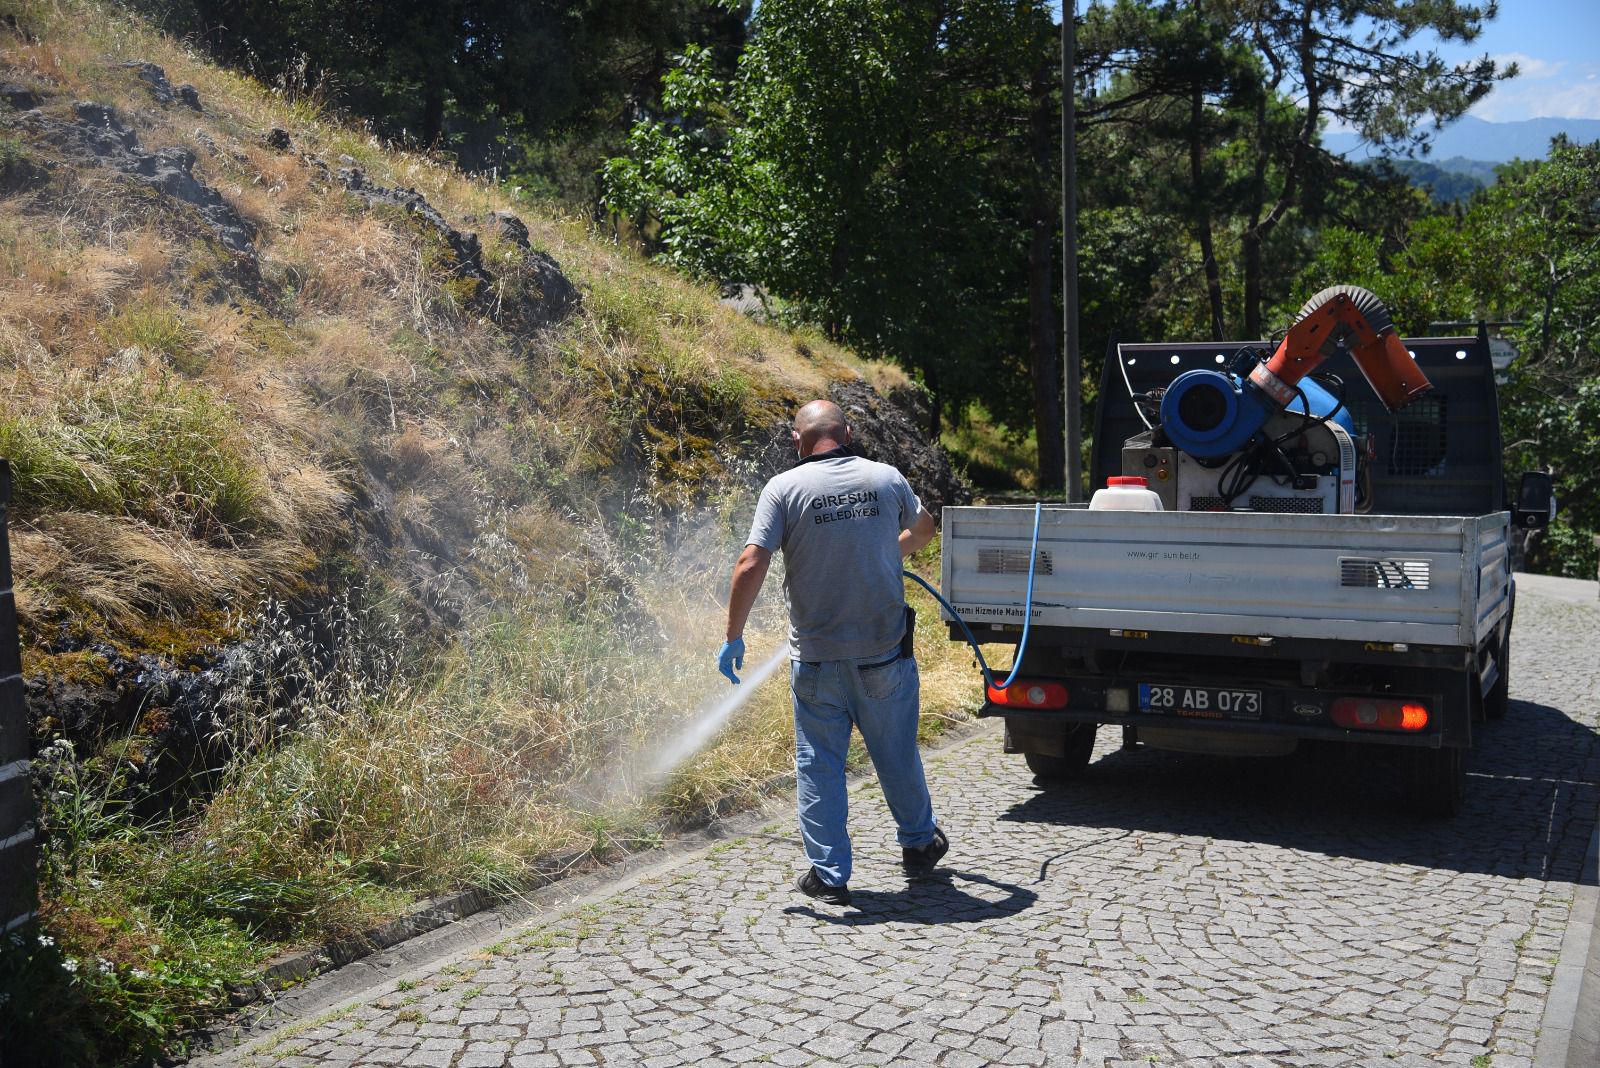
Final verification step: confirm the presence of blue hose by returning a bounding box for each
[903,500,1042,693]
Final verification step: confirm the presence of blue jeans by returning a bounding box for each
[790,652,939,886]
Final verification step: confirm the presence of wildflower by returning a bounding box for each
[98,957,114,974]
[62,958,79,974]
[130,968,150,981]
[36,934,55,948]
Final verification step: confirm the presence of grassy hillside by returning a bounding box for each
[0,2,977,1060]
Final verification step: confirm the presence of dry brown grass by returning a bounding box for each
[0,11,890,657]
[274,215,421,319]
[15,512,259,626]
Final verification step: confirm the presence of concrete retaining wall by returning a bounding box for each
[0,460,37,932]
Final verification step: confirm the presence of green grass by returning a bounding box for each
[105,301,205,376]
[0,373,266,538]
[940,402,1039,492]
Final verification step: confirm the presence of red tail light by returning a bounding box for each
[1330,697,1429,732]
[987,679,1069,709]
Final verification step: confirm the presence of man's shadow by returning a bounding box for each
[784,869,1037,926]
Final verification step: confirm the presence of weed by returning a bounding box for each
[0,134,26,168]
[105,301,204,376]
[0,372,267,539]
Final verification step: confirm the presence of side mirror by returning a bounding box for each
[1511,471,1557,530]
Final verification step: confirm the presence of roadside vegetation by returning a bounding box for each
[0,2,977,1062]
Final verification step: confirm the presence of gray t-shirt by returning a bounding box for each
[746,451,925,662]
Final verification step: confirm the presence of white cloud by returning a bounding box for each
[1486,52,1566,80]
[1471,60,1600,121]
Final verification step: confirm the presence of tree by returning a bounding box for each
[1077,0,1510,338]
[1479,140,1600,576]
[1233,0,1508,335]
[606,0,1067,484]
[126,0,748,198]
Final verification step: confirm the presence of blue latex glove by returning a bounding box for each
[717,638,745,684]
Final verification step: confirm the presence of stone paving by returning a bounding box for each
[202,582,1598,1068]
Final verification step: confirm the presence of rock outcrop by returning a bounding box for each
[336,170,579,327]
[829,379,971,513]
[19,101,255,258]
[116,61,201,111]
[750,381,970,514]
[338,165,492,301]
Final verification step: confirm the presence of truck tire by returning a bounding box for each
[1484,627,1511,721]
[1406,745,1464,817]
[1025,724,1097,780]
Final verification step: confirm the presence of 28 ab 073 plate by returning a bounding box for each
[1138,683,1263,720]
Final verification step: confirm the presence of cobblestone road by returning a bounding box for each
[203,580,1598,1068]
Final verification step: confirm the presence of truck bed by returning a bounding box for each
[940,506,1510,649]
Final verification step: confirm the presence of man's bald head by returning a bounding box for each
[792,400,850,457]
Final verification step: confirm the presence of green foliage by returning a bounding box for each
[128,0,748,195]
[7,744,259,1066]
[606,0,1057,437]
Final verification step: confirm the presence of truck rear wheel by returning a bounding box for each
[1025,724,1097,781]
[1406,745,1464,817]
[1484,628,1511,721]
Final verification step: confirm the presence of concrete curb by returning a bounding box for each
[1535,791,1600,1068]
[227,856,583,1006]
[194,717,994,1054]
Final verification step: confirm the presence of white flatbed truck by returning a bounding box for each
[940,328,1555,815]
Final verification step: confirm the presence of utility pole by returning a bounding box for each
[1060,1,1082,501]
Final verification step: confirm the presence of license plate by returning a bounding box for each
[1138,683,1263,720]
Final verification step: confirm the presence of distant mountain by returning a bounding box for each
[1424,156,1502,185]
[1324,115,1600,163]
[1365,158,1487,204]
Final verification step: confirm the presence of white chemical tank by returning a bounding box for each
[1089,475,1164,511]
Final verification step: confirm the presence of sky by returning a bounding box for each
[1428,0,1600,121]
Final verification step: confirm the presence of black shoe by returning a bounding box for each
[902,827,949,875]
[795,867,851,906]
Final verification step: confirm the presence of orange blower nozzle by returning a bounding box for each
[1254,285,1433,414]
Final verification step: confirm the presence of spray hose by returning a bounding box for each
[902,501,1042,694]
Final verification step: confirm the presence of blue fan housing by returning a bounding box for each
[1160,371,1352,460]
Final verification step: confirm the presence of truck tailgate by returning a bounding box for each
[940,507,1509,648]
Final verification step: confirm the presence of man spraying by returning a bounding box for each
[719,399,946,907]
